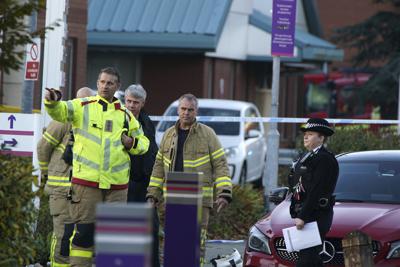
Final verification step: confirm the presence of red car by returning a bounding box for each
[244,150,400,267]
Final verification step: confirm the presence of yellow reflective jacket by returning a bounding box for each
[37,120,71,192]
[45,95,149,189]
[147,121,232,207]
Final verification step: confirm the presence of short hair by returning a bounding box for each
[125,84,147,101]
[178,93,198,109]
[98,67,120,83]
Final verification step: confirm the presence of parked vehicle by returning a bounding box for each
[244,150,400,266]
[303,71,375,119]
[155,99,267,185]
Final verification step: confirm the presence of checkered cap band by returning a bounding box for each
[304,123,332,129]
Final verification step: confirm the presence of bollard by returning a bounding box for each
[95,203,153,267]
[342,230,374,267]
[164,172,203,267]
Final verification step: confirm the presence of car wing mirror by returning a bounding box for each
[269,187,289,205]
[245,129,262,139]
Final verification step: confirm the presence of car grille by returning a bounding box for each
[274,237,380,265]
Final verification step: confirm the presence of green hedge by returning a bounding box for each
[0,154,51,266]
[280,125,400,186]
[208,185,265,240]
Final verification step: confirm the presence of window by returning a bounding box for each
[158,107,240,136]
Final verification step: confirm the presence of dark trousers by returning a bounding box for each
[128,180,160,267]
[296,210,333,267]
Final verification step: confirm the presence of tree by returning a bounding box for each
[332,0,400,119]
[0,0,47,74]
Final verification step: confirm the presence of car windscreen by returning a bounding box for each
[158,107,241,136]
[334,161,400,204]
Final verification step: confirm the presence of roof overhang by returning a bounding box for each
[87,0,232,51]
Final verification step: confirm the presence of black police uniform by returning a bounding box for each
[289,145,339,267]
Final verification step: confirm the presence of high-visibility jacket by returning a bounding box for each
[37,120,72,190]
[45,95,149,189]
[147,121,232,207]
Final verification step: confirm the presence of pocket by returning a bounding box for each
[49,194,68,216]
[70,184,84,204]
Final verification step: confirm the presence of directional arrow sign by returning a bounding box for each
[8,115,16,129]
[4,138,18,147]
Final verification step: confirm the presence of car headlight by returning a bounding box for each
[224,146,239,158]
[248,226,271,255]
[387,240,400,259]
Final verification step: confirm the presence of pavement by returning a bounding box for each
[204,240,246,267]
[27,240,247,267]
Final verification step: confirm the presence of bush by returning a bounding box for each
[208,185,265,240]
[0,154,51,266]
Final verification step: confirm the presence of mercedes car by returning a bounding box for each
[243,150,400,266]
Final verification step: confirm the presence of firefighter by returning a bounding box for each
[146,93,232,265]
[37,87,94,267]
[44,67,149,267]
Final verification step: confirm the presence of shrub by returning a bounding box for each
[0,155,37,266]
[208,185,265,240]
[0,154,52,266]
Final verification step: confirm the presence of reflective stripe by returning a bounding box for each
[82,103,89,131]
[163,161,171,168]
[103,139,111,171]
[111,161,130,173]
[74,128,101,145]
[47,176,71,187]
[55,145,65,153]
[43,132,58,146]
[203,186,213,197]
[149,177,164,187]
[131,127,143,138]
[73,153,99,169]
[66,101,74,122]
[216,181,232,187]
[156,151,162,159]
[52,262,70,267]
[163,156,171,165]
[215,176,231,183]
[39,161,48,167]
[184,154,211,168]
[70,249,93,258]
[211,148,223,157]
[50,232,56,265]
[113,139,121,147]
[211,149,225,160]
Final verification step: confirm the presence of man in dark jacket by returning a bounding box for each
[124,84,160,267]
[289,118,339,267]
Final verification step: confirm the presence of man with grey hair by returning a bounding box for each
[124,84,160,267]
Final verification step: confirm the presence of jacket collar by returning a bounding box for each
[174,119,199,133]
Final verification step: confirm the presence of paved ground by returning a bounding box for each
[27,240,247,267]
[204,240,246,267]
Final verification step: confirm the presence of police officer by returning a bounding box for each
[289,118,339,267]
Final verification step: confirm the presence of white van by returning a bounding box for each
[155,99,267,185]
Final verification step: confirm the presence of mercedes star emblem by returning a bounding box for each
[319,240,336,263]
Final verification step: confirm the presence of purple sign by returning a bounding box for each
[271,0,297,57]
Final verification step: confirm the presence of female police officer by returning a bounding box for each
[289,118,339,267]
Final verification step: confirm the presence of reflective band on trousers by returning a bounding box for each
[47,176,71,187]
[70,249,92,258]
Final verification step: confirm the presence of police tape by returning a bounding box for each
[149,116,400,125]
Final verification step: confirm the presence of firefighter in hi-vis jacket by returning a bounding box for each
[44,67,149,267]
[37,87,93,267]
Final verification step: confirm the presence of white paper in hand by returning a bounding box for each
[282,221,322,252]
